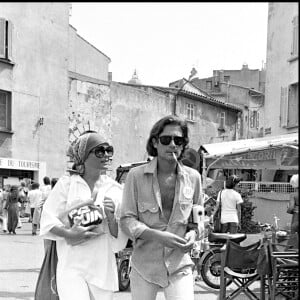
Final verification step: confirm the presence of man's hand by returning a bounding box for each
[156,231,187,249]
[181,230,197,253]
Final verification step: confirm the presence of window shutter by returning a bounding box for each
[280,87,288,127]
[7,20,12,60]
[0,91,8,129]
[291,15,299,56]
[250,111,254,128]
[256,112,259,129]
[0,18,6,59]
[219,112,225,129]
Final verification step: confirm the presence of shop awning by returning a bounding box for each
[200,133,298,170]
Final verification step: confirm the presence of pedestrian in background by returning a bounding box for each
[43,177,59,252]
[287,174,298,234]
[51,177,58,189]
[40,131,125,300]
[6,185,20,234]
[40,176,51,209]
[0,186,10,232]
[28,182,42,235]
[214,175,243,234]
[120,115,202,300]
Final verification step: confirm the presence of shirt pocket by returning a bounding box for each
[137,201,159,226]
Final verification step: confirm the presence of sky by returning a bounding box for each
[70,2,269,87]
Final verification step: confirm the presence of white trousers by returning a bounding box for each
[57,270,113,300]
[130,267,194,300]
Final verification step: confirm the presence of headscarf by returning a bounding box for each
[67,131,106,175]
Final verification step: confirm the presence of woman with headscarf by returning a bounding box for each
[39,131,126,300]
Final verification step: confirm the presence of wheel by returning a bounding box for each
[118,259,130,291]
[200,248,232,289]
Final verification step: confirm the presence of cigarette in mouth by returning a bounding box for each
[172,152,178,162]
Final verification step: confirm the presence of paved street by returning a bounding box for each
[0,221,262,300]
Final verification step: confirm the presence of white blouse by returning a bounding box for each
[40,174,127,291]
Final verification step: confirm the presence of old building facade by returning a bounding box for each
[0,3,111,187]
[264,2,298,136]
[0,3,242,187]
[171,64,266,140]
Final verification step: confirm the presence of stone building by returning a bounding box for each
[0,3,110,186]
[0,3,242,187]
[264,2,298,136]
[171,64,266,139]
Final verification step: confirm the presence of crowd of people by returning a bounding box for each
[0,176,58,235]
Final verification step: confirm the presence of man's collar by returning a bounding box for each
[144,157,188,178]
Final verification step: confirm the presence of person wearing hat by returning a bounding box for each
[40,131,126,300]
[120,115,202,300]
[287,174,298,234]
[214,175,243,234]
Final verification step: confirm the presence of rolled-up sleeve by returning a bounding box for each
[120,169,149,242]
[39,176,70,240]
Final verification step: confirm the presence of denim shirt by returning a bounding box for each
[120,157,202,287]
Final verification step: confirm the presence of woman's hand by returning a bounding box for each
[103,197,115,219]
[65,223,100,246]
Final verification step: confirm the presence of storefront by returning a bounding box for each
[199,132,298,225]
[0,157,46,189]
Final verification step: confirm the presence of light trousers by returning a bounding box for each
[130,267,194,300]
[57,270,113,300]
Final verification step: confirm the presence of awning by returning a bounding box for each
[200,133,298,170]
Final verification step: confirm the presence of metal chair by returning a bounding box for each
[266,236,299,300]
[219,239,262,300]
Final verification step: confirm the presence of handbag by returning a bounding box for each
[68,204,104,227]
[34,240,59,300]
[213,190,222,233]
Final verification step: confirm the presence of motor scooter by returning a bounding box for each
[191,229,247,289]
[190,195,247,289]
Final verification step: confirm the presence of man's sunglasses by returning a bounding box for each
[91,145,114,158]
[158,135,185,146]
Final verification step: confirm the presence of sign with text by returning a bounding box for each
[206,147,298,170]
[0,157,40,170]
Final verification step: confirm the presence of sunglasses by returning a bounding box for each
[91,145,114,158]
[158,135,185,146]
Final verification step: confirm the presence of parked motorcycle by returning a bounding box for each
[191,230,247,289]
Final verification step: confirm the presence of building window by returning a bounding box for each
[218,111,226,130]
[287,83,298,128]
[186,103,195,121]
[0,18,12,61]
[250,110,259,129]
[280,83,299,128]
[206,81,212,90]
[280,87,288,127]
[291,15,298,57]
[224,76,230,83]
[0,90,12,131]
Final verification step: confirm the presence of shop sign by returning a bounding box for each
[206,147,298,170]
[0,157,40,170]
